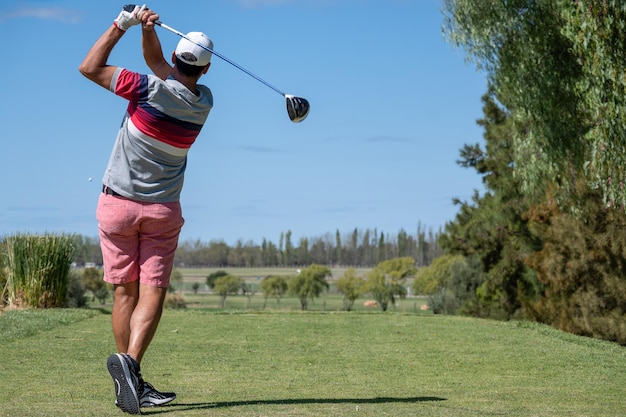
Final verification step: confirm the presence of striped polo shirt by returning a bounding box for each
[102,67,213,203]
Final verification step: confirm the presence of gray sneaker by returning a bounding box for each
[107,353,141,414]
[139,381,177,407]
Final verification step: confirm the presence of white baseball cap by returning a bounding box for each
[175,32,213,66]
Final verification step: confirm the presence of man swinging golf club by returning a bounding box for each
[79,4,213,414]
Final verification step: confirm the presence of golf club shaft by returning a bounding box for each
[155,21,286,97]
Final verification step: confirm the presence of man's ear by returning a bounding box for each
[202,62,211,74]
[171,51,177,65]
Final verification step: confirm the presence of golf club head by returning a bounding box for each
[285,95,310,123]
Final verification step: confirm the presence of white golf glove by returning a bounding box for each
[114,4,147,31]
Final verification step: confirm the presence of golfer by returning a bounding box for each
[79,4,213,414]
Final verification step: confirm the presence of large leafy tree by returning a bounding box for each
[443,0,626,207]
[443,1,626,341]
[560,2,626,207]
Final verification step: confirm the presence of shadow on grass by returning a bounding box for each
[143,396,446,414]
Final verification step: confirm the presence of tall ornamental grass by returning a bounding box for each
[2,234,75,308]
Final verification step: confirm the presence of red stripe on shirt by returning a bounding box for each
[115,69,202,149]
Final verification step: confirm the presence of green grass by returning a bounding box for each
[2,308,626,416]
[178,292,428,313]
[0,308,98,345]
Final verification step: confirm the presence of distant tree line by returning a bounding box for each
[68,225,443,269]
[175,226,442,268]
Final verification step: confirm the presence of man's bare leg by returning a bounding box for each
[112,282,167,363]
[109,282,174,410]
[127,284,168,363]
[111,282,139,354]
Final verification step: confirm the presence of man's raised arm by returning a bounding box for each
[141,9,172,80]
[79,5,146,89]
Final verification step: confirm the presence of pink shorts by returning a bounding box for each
[97,193,184,288]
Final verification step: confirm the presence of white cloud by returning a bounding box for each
[0,7,81,23]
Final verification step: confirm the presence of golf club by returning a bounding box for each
[155,20,310,123]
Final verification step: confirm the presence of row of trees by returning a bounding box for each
[419,0,626,345]
[205,258,418,312]
[70,226,443,268]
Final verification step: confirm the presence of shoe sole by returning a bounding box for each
[107,354,141,415]
[141,396,176,407]
[141,393,176,407]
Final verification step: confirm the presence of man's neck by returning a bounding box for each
[171,68,200,95]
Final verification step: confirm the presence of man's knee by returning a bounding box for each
[138,284,168,305]
[114,282,140,307]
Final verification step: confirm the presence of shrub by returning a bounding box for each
[336,268,366,311]
[366,257,415,312]
[82,267,104,301]
[289,265,330,311]
[94,287,109,305]
[206,270,228,289]
[3,234,75,308]
[164,293,187,309]
[214,275,244,308]
[65,270,88,308]
[261,275,288,307]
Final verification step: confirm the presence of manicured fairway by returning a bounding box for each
[1,310,625,416]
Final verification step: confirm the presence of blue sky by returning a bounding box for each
[0,0,486,245]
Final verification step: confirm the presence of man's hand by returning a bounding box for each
[140,7,160,31]
[114,4,147,31]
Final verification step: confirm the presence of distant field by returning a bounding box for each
[169,267,424,313]
[179,293,430,313]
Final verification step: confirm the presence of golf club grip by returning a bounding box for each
[155,20,286,97]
